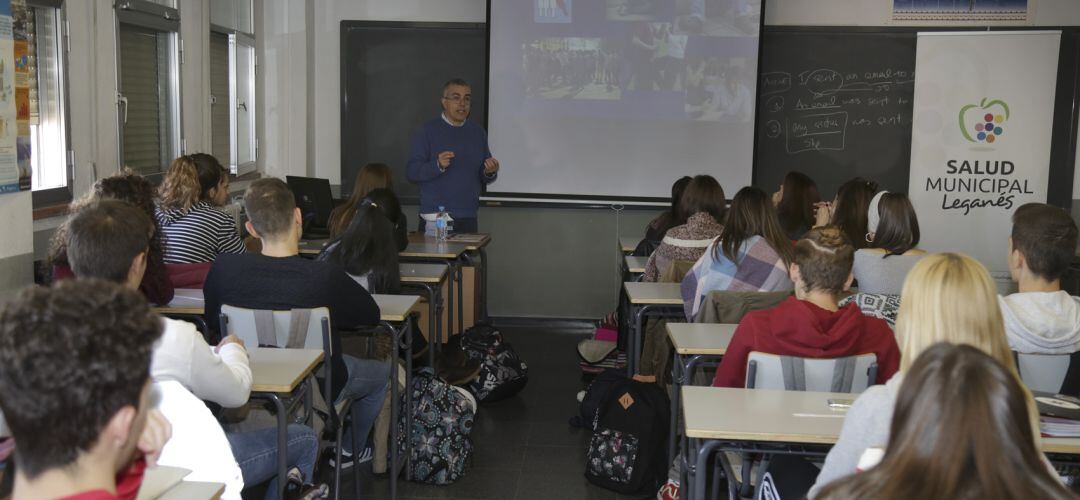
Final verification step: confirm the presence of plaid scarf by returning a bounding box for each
[681,235,794,319]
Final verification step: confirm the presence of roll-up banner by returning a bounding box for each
[908,31,1061,276]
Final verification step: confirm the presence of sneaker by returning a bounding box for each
[328,445,373,469]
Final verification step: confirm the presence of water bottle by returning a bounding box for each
[435,206,448,241]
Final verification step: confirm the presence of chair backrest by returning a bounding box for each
[1016,351,1080,395]
[746,352,878,394]
[219,305,331,352]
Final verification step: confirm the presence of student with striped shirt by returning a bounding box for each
[156,154,246,264]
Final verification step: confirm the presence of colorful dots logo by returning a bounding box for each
[959,98,1010,145]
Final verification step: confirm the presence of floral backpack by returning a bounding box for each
[397,368,475,484]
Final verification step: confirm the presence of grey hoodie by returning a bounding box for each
[1000,291,1080,355]
[809,375,902,498]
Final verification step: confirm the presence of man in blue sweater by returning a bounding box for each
[407,78,499,233]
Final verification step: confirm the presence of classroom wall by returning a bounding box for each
[0,193,33,302]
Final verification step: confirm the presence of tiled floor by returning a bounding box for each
[343,325,651,500]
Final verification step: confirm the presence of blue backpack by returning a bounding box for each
[397,368,475,484]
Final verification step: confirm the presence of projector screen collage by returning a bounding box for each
[489,0,763,199]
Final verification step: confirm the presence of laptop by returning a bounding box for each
[285,176,334,239]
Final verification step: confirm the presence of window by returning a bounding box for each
[210,28,256,176]
[116,0,181,178]
[27,1,70,206]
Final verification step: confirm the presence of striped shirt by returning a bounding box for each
[156,202,246,264]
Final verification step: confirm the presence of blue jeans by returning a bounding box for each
[227,424,318,500]
[338,354,390,453]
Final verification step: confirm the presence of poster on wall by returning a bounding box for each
[908,31,1060,276]
[893,0,1031,21]
[11,0,29,192]
[0,0,17,194]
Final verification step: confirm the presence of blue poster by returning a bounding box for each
[894,0,1029,21]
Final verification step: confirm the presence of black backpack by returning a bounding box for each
[584,376,670,494]
[571,369,627,429]
[460,322,529,402]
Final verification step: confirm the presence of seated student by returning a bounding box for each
[156,153,246,264]
[814,177,878,251]
[637,175,692,255]
[810,253,1017,497]
[1000,203,1080,355]
[851,192,926,295]
[328,163,408,251]
[642,174,725,282]
[816,343,1073,500]
[682,186,795,320]
[772,171,821,241]
[711,227,899,388]
[63,200,280,498]
[204,178,389,467]
[320,188,403,294]
[48,169,175,306]
[0,279,172,500]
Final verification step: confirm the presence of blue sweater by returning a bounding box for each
[406,117,496,218]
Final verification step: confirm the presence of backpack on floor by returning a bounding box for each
[460,322,529,402]
[584,376,670,494]
[396,368,475,484]
[570,369,627,429]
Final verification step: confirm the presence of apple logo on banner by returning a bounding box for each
[959,98,1009,146]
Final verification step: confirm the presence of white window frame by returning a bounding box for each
[29,0,72,207]
[210,22,256,176]
[114,0,182,181]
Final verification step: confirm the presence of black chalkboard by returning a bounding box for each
[754,30,917,197]
[340,22,487,202]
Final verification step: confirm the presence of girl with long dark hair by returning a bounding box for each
[773,171,821,240]
[851,191,926,294]
[319,188,402,294]
[814,177,878,251]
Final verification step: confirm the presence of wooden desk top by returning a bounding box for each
[298,238,329,255]
[625,256,648,274]
[158,481,225,500]
[624,282,683,305]
[155,288,205,315]
[249,348,324,393]
[682,387,848,443]
[400,263,449,284]
[373,294,422,322]
[620,237,638,253]
[667,323,737,355]
[137,466,190,500]
[681,386,1080,456]
[399,241,468,259]
[409,232,491,251]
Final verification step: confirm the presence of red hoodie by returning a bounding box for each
[712,296,900,388]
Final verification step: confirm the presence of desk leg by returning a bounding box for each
[478,247,489,321]
[455,261,464,334]
[385,322,400,500]
[628,304,641,376]
[445,261,455,337]
[266,394,288,500]
[419,282,438,369]
[693,440,724,500]
[669,350,683,466]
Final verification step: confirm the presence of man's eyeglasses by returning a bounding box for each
[442,95,472,105]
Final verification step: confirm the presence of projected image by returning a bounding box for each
[625,23,688,92]
[684,57,752,121]
[606,0,663,21]
[674,0,761,36]
[524,38,624,100]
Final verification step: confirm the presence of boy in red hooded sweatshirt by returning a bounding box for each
[713,226,900,387]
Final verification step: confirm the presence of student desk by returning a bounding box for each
[400,262,450,367]
[400,239,469,335]
[408,232,492,325]
[624,255,648,281]
[298,238,328,256]
[666,323,736,465]
[680,387,1080,500]
[372,293,422,496]
[623,282,685,376]
[152,289,209,334]
[158,481,225,500]
[620,236,638,255]
[248,348,323,500]
[139,466,225,500]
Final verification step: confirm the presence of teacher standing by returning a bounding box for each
[406,78,500,234]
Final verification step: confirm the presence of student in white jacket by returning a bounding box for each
[1000,203,1080,355]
